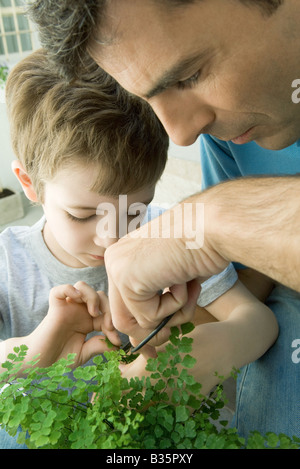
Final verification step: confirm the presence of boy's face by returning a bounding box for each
[42,164,155,268]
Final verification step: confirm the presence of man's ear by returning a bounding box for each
[11,160,38,202]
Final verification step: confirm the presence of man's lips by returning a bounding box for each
[231,127,255,145]
[208,126,256,144]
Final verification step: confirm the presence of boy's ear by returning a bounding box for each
[11,160,38,202]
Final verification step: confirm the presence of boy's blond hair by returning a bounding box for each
[6,49,169,203]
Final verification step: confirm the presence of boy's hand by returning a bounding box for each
[27,282,121,368]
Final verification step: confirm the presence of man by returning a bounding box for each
[29,0,300,439]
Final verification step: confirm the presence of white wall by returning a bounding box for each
[1,49,40,193]
[0,102,20,193]
[168,139,200,163]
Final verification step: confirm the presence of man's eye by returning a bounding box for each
[67,213,96,223]
[177,70,201,90]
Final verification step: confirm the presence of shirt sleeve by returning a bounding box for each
[200,134,242,190]
[197,263,238,307]
[200,135,248,270]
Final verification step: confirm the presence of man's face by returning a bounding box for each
[90,0,300,150]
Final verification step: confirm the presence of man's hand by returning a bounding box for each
[106,176,300,345]
[105,203,228,342]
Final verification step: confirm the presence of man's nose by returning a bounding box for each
[150,93,215,146]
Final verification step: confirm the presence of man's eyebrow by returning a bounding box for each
[144,50,211,99]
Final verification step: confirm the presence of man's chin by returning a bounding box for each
[253,127,300,150]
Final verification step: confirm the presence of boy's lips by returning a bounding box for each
[90,254,105,260]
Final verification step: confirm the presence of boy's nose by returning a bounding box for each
[93,233,118,249]
[93,210,120,248]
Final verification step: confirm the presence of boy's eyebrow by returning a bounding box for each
[67,198,153,211]
[144,49,211,99]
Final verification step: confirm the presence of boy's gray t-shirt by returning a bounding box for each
[0,216,110,342]
[0,216,237,342]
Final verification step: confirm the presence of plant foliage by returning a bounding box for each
[0,65,9,87]
[0,325,299,449]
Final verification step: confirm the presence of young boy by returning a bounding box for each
[0,50,278,448]
[0,47,171,365]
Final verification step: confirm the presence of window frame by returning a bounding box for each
[0,1,39,60]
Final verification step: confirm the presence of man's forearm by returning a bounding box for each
[104,175,299,336]
[194,176,300,292]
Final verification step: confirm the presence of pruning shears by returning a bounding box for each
[121,313,174,354]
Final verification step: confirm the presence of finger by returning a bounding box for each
[94,291,122,346]
[127,284,188,330]
[106,276,132,332]
[97,291,114,330]
[129,338,158,359]
[92,313,122,346]
[49,284,82,305]
[96,290,110,313]
[122,279,201,346]
[167,279,201,327]
[73,281,101,318]
[124,318,172,348]
[133,325,172,348]
[125,282,194,330]
[92,320,121,347]
[157,283,189,320]
[79,335,119,366]
[140,344,157,359]
[102,317,122,346]
[107,283,173,345]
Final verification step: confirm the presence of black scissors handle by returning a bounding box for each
[121,313,174,354]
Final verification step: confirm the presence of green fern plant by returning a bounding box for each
[0,64,9,88]
[0,324,299,449]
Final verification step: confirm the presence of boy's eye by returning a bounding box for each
[67,212,96,223]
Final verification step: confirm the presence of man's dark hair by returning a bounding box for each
[28,0,284,81]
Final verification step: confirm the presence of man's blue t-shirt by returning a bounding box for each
[199,135,300,270]
[200,135,300,190]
